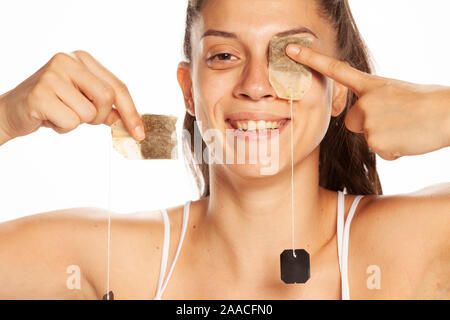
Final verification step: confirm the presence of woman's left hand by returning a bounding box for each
[286,44,450,161]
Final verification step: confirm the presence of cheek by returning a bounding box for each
[309,71,333,106]
[192,68,234,133]
[292,72,333,151]
[300,71,332,120]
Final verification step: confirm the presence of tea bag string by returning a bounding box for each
[106,131,112,299]
[289,90,296,258]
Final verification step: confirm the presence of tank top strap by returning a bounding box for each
[336,190,345,272]
[337,191,365,300]
[154,208,170,300]
[154,200,191,300]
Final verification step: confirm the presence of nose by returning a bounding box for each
[233,56,277,101]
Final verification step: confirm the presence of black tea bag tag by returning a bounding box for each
[280,249,310,284]
[102,291,114,300]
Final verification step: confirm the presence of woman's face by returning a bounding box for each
[183,0,346,178]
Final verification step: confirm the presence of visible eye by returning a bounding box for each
[206,52,239,70]
[207,53,238,62]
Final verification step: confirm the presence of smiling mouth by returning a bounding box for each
[225,118,290,132]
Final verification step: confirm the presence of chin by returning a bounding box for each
[235,163,280,178]
[213,155,292,181]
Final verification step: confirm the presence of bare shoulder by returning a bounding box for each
[103,199,201,299]
[356,182,450,248]
[0,206,116,299]
[349,183,450,299]
[0,202,197,299]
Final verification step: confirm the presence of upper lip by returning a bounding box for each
[225,112,290,121]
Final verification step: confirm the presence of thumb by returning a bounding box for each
[344,104,365,133]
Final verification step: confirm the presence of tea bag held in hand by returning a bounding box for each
[269,36,313,100]
[111,114,178,160]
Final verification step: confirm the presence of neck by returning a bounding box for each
[197,147,337,285]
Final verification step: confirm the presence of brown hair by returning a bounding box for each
[182,0,383,198]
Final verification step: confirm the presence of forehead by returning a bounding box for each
[192,0,330,44]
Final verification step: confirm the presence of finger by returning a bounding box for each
[53,77,98,124]
[66,66,115,126]
[104,107,121,126]
[286,44,376,96]
[39,96,81,133]
[344,102,365,133]
[71,50,144,141]
[48,53,114,124]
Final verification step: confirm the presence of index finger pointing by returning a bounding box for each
[286,44,373,96]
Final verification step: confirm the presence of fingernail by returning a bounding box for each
[286,44,301,56]
[134,125,145,141]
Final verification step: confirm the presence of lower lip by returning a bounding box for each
[225,119,290,141]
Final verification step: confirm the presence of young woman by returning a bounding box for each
[0,0,448,299]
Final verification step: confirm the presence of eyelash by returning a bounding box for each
[207,53,238,62]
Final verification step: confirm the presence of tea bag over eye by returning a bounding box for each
[269,36,313,100]
[111,114,178,160]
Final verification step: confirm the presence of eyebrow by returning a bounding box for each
[276,27,319,39]
[201,27,319,40]
[201,29,236,39]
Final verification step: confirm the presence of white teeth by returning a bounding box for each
[234,120,283,131]
[257,120,266,130]
[247,121,257,131]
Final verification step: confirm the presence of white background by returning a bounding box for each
[0,0,449,223]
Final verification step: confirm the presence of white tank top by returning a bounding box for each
[153,190,364,300]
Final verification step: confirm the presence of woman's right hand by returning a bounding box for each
[0,50,145,145]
